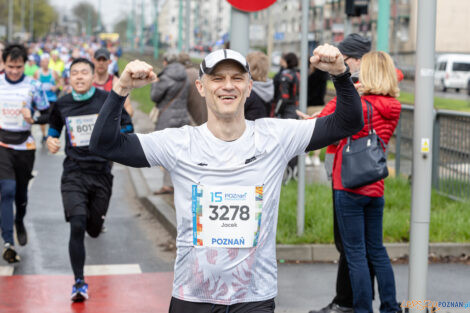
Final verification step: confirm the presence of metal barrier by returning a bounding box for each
[393,105,470,201]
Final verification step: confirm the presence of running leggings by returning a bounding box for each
[69,215,87,281]
[15,181,28,223]
[0,179,16,244]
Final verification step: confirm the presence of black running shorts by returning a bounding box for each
[168,297,275,313]
[60,171,113,237]
[0,146,35,182]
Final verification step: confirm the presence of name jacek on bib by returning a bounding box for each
[192,185,263,248]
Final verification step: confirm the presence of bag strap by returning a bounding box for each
[364,99,374,134]
[158,78,187,116]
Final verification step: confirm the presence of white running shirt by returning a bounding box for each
[0,74,49,150]
[137,118,315,305]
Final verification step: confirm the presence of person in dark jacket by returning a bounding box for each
[271,56,285,116]
[274,52,300,119]
[244,51,273,120]
[307,59,328,107]
[332,51,401,313]
[151,52,190,194]
[151,52,190,131]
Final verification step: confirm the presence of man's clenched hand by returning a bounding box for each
[113,60,158,96]
[310,44,347,76]
[46,137,61,154]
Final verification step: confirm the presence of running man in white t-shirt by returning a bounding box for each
[89,44,364,312]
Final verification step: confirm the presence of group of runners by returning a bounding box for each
[0,40,131,301]
[1,37,366,311]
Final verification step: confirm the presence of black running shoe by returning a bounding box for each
[309,303,354,313]
[15,220,28,246]
[2,243,21,263]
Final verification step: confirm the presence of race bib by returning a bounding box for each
[0,100,25,129]
[66,114,98,147]
[192,185,263,248]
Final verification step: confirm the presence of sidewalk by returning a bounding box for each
[130,102,470,262]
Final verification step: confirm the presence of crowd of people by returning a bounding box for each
[0,33,403,313]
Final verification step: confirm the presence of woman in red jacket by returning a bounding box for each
[333,51,401,313]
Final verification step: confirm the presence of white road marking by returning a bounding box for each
[84,264,142,276]
[0,266,14,276]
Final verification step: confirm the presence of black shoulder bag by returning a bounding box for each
[341,99,389,189]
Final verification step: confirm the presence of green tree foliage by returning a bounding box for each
[72,2,102,34]
[0,0,58,40]
[113,17,128,42]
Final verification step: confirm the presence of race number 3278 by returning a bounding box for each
[208,204,250,221]
[192,185,263,248]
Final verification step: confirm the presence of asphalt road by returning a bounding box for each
[1,125,469,313]
[12,143,176,277]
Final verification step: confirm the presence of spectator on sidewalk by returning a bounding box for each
[306,33,372,313]
[332,51,402,313]
[274,52,300,119]
[178,52,207,125]
[244,51,273,120]
[151,52,190,195]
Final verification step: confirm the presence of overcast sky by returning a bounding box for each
[49,0,156,32]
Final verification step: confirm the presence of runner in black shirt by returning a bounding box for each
[46,58,132,302]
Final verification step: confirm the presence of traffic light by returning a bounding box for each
[345,0,369,17]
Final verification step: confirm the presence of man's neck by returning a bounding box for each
[207,114,246,142]
[95,72,109,84]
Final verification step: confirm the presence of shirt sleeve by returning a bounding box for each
[136,127,186,170]
[48,101,63,137]
[262,118,316,162]
[32,80,50,111]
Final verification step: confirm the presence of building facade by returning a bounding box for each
[158,0,231,50]
[250,0,470,70]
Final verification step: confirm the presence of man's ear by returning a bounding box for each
[195,78,205,97]
[245,78,253,98]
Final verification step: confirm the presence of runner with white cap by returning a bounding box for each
[89,44,364,312]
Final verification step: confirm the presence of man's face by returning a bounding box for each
[343,54,361,74]
[4,57,25,82]
[70,62,94,94]
[40,57,49,70]
[196,61,252,120]
[93,57,110,75]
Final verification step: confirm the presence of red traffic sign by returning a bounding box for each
[227,0,276,12]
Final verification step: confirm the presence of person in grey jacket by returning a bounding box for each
[151,52,190,194]
[151,52,190,131]
[244,51,274,120]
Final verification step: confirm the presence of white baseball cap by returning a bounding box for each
[199,49,250,78]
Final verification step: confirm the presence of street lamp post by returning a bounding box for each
[178,0,183,52]
[140,0,145,54]
[153,0,159,59]
[8,0,13,42]
[29,0,34,39]
[408,0,437,310]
